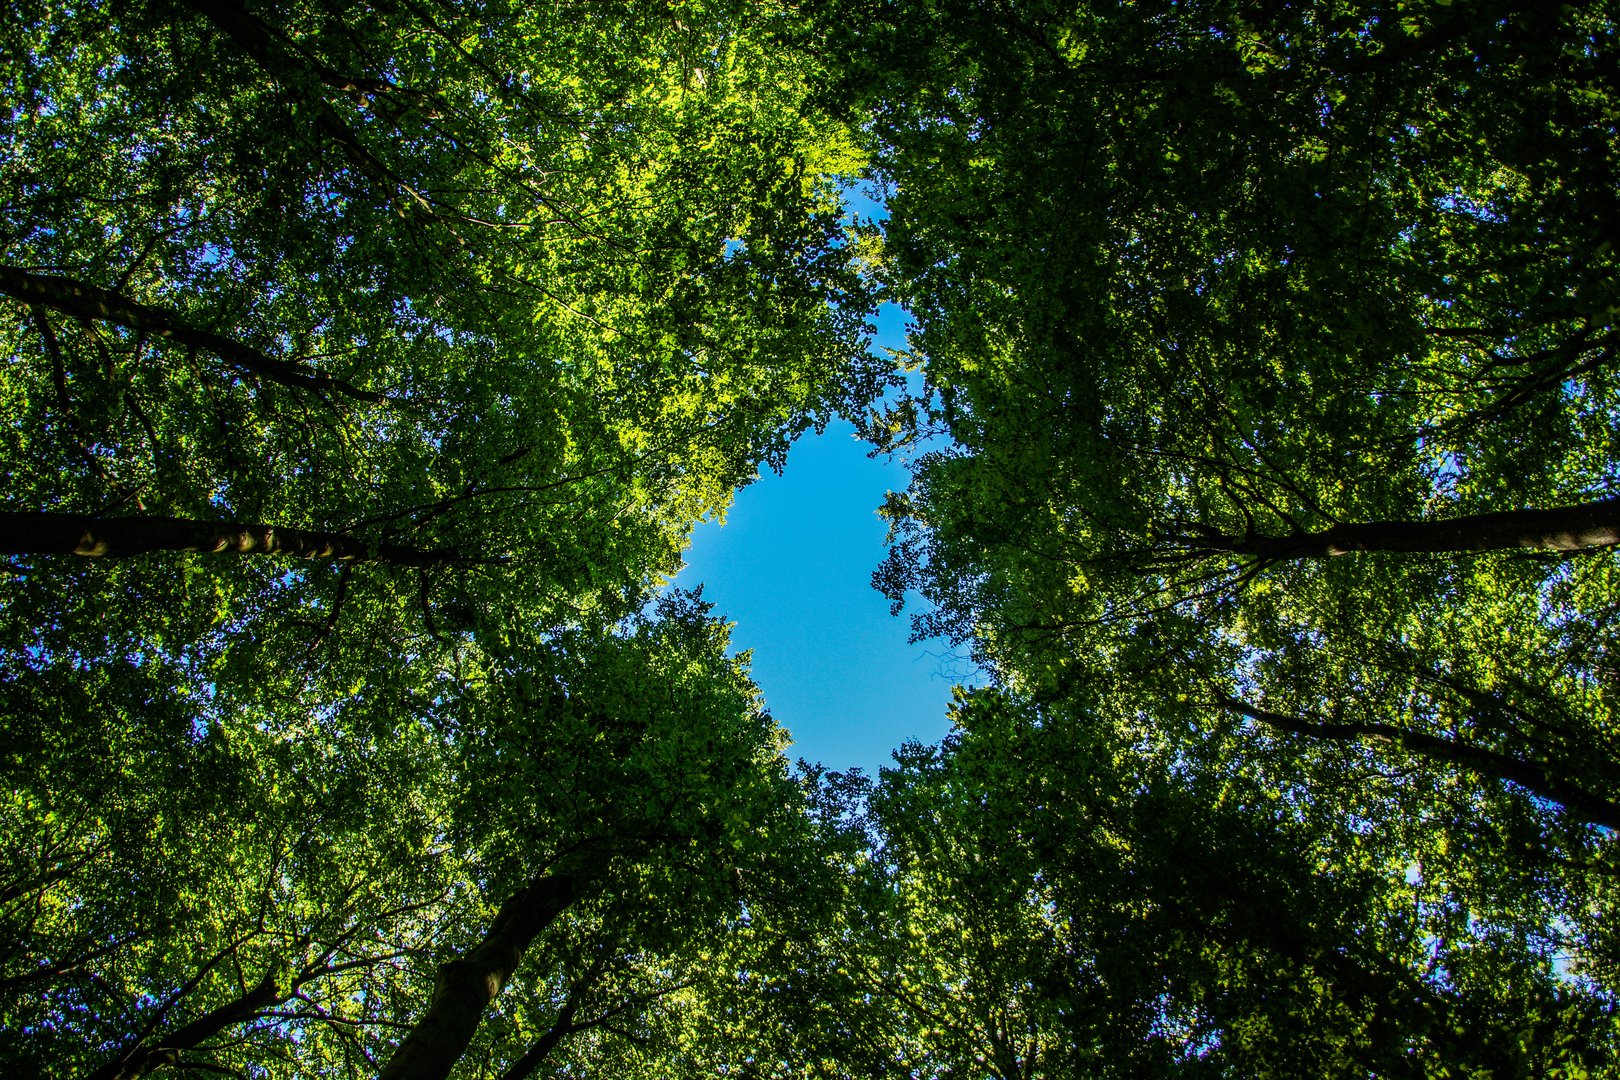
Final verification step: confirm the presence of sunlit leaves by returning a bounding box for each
[0,1,877,1075]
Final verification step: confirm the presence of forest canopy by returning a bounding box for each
[3,0,1619,1076]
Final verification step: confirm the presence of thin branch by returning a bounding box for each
[0,266,386,404]
[1217,694,1620,830]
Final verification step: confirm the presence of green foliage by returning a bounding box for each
[836,688,1620,1077]
[0,1,876,1075]
[825,0,1620,1071]
[7,0,1620,1075]
[0,586,828,1077]
[0,0,880,673]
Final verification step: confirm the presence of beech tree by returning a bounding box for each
[1,0,881,674]
[10,0,1620,1074]
[842,0,1620,638]
[807,0,1620,1064]
[2,592,825,1079]
[1,1,876,1076]
[845,688,1620,1076]
[828,0,1620,903]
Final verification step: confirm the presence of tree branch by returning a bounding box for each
[0,512,462,568]
[0,266,386,404]
[1218,695,1620,830]
[1176,496,1620,560]
[378,874,576,1080]
[85,973,283,1080]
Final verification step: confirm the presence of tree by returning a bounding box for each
[0,639,466,1077]
[842,0,1620,650]
[1,592,830,1079]
[1,0,882,694]
[848,687,1620,1077]
[15,0,1620,1073]
[1,2,886,1076]
[814,0,1620,1059]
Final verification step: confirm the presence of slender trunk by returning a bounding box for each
[178,0,427,101]
[175,0,431,202]
[1203,496,1620,560]
[498,1001,581,1080]
[0,512,458,568]
[84,974,282,1080]
[1221,696,1620,830]
[380,875,575,1080]
[0,265,384,404]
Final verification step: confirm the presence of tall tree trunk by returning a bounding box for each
[0,512,458,568]
[175,0,432,204]
[0,266,385,404]
[1198,495,1620,560]
[380,875,575,1080]
[1219,696,1620,830]
[179,0,431,102]
[84,973,283,1080]
[497,997,582,1080]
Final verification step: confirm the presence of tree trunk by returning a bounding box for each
[179,0,424,101]
[0,265,385,403]
[379,875,575,1080]
[0,512,458,568]
[175,0,430,202]
[1202,495,1620,560]
[84,973,282,1080]
[497,1001,580,1080]
[1220,696,1620,830]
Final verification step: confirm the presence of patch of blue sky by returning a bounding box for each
[674,416,974,776]
[841,183,887,226]
[670,185,977,774]
[1436,190,1507,224]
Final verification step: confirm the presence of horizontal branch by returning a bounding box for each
[1219,695,1620,830]
[0,266,385,404]
[1179,496,1620,561]
[0,512,461,568]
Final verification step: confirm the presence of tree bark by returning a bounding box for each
[497,999,581,1080]
[175,0,434,202]
[84,973,282,1080]
[1220,696,1620,830]
[379,875,575,1080]
[0,512,458,568]
[178,0,432,103]
[1197,495,1620,561]
[0,265,385,403]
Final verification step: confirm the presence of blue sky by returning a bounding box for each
[670,282,973,775]
[671,414,965,776]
